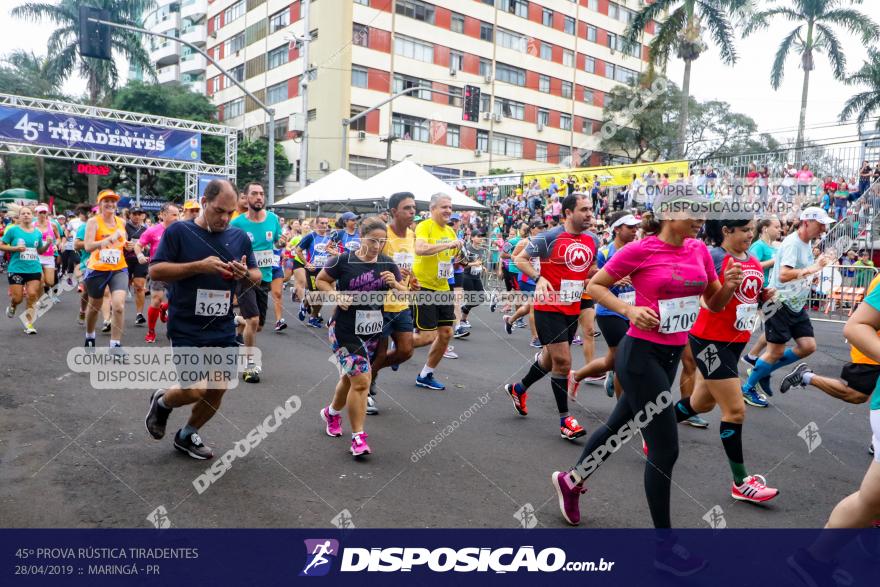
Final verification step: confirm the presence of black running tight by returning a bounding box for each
[572,335,683,528]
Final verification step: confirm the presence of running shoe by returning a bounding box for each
[24,323,36,335]
[747,368,774,397]
[416,373,446,390]
[298,302,307,321]
[731,474,779,503]
[654,541,707,577]
[5,305,14,318]
[505,383,528,416]
[643,438,648,456]
[145,330,156,344]
[592,330,601,338]
[173,429,213,460]
[84,337,96,352]
[109,344,127,358]
[551,471,586,526]
[571,335,583,346]
[135,313,146,326]
[780,363,811,394]
[320,407,343,437]
[351,433,371,457]
[567,370,581,400]
[503,315,513,335]
[741,354,758,367]
[870,444,875,457]
[787,548,849,587]
[742,386,769,408]
[101,320,112,333]
[683,415,709,428]
[307,316,323,328]
[235,334,245,346]
[560,416,586,440]
[159,302,168,323]
[366,395,378,415]
[274,318,288,332]
[490,298,497,313]
[604,371,615,397]
[453,326,470,339]
[77,311,85,325]
[145,389,171,440]
[514,318,527,329]
[460,320,471,329]
[529,337,542,348]
[243,364,261,384]
[582,375,605,384]
[443,346,458,359]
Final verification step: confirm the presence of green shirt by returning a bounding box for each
[230,211,283,283]
[862,284,880,410]
[749,239,776,286]
[2,225,44,274]
[76,223,89,270]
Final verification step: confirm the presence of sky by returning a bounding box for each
[0,1,875,147]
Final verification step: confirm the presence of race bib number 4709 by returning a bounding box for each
[657,295,699,334]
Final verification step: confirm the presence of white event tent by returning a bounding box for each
[271,168,367,213]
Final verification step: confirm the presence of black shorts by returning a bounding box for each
[534,310,580,346]
[126,258,149,279]
[502,267,519,291]
[596,314,629,347]
[580,298,594,310]
[689,335,747,380]
[293,258,305,271]
[306,268,321,291]
[8,272,42,286]
[237,281,270,326]
[765,304,814,344]
[413,288,455,331]
[453,272,464,289]
[840,363,880,395]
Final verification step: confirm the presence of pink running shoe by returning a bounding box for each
[320,407,342,437]
[731,474,779,503]
[351,433,371,456]
[551,471,587,525]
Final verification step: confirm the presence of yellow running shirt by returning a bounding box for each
[850,274,880,365]
[413,218,456,292]
[383,226,415,312]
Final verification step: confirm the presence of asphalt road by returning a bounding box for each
[0,288,872,530]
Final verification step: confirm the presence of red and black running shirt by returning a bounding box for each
[525,226,596,316]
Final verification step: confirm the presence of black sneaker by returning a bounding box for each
[84,337,96,353]
[780,363,811,394]
[235,334,245,346]
[135,313,146,326]
[145,390,172,440]
[101,320,112,333]
[654,541,707,577]
[173,429,213,460]
[274,318,288,332]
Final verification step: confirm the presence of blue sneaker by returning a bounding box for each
[742,386,769,408]
[604,371,615,397]
[529,337,542,348]
[416,373,445,390]
[746,368,774,397]
[297,302,307,322]
[307,316,323,328]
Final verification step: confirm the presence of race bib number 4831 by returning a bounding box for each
[99,249,121,265]
[658,295,699,334]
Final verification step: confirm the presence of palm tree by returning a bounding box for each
[744,0,878,154]
[840,50,880,129]
[12,0,155,106]
[626,0,749,159]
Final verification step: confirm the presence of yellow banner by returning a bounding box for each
[524,160,690,189]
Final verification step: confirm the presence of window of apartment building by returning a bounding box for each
[354,0,370,5]
[611,65,637,84]
[540,43,552,60]
[584,56,595,73]
[274,117,288,141]
[608,32,620,52]
[586,25,597,42]
[224,1,245,24]
[536,142,547,162]
[446,124,460,148]
[476,130,489,152]
[491,134,522,158]
[497,29,527,53]
[587,0,598,10]
[394,35,434,62]
[605,62,615,81]
[479,0,494,5]
[609,2,635,24]
[451,13,465,34]
[583,88,594,103]
[267,81,288,105]
[449,50,464,71]
[308,109,317,121]
[351,66,368,88]
[558,145,571,163]
[538,74,550,93]
[479,58,492,78]
[447,86,462,107]
[561,80,572,98]
[392,113,430,142]
[353,23,369,47]
[350,107,367,132]
[495,97,524,120]
[229,64,244,82]
[225,97,244,119]
[480,93,491,113]
[564,16,575,34]
[225,32,245,55]
[542,8,553,27]
[480,22,494,42]
[560,113,572,130]
[495,63,525,86]
[562,49,574,67]
[396,0,435,24]
[267,45,288,69]
[269,8,289,33]
[212,15,220,31]
[393,73,432,100]
[501,0,528,18]
[581,118,595,134]
[537,108,549,126]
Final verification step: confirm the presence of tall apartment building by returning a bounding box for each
[130,0,209,94]
[205,0,658,191]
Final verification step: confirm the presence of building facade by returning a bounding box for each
[205,0,658,192]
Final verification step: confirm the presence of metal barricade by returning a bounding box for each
[806,264,878,323]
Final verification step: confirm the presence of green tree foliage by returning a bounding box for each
[840,50,880,129]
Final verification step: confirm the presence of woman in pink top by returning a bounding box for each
[797,164,814,197]
[551,186,743,575]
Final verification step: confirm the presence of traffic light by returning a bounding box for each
[79,6,112,60]
[462,85,481,122]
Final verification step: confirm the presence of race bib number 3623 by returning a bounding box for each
[195,289,231,317]
[657,296,699,334]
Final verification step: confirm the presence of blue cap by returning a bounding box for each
[339,211,360,222]
[450,213,461,221]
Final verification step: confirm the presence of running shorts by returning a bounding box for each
[580,298,594,310]
[689,335,747,380]
[413,288,455,331]
[765,305,814,344]
[237,281,270,326]
[39,254,55,267]
[306,268,321,291]
[453,272,464,289]
[169,335,238,389]
[840,363,880,395]
[126,257,149,279]
[271,266,284,281]
[329,322,376,377]
[84,269,128,298]
[382,309,414,337]
[596,314,629,348]
[7,272,42,286]
[534,310,579,346]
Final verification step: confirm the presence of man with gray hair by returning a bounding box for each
[411,193,463,390]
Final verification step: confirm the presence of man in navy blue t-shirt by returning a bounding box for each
[144,179,259,460]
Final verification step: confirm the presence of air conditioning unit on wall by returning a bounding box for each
[474,149,483,157]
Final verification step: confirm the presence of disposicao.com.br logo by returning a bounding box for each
[300,539,340,577]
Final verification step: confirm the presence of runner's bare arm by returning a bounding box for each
[843,302,880,364]
[150,257,231,282]
[513,246,538,279]
[588,269,659,330]
[415,238,458,256]
[703,262,743,312]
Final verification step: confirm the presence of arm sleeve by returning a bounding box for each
[298,232,314,251]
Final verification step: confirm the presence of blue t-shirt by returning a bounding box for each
[595,241,633,319]
[331,229,361,253]
[298,231,332,269]
[1,225,44,274]
[150,220,256,343]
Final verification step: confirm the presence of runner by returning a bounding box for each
[82,190,129,351]
[330,212,361,252]
[33,203,61,299]
[411,193,463,391]
[742,217,781,367]
[505,191,596,439]
[568,212,639,399]
[124,206,149,327]
[295,216,333,328]
[230,182,283,383]
[1,205,52,334]
[135,203,179,343]
[369,192,419,415]
[574,220,602,381]
[270,232,288,332]
[73,206,95,325]
[551,187,742,574]
[503,221,542,347]
[231,190,248,220]
[182,199,201,221]
[675,217,780,503]
[458,234,487,330]
[740,207,834,407]
[144,179,259,460]
[316,217,405,457]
